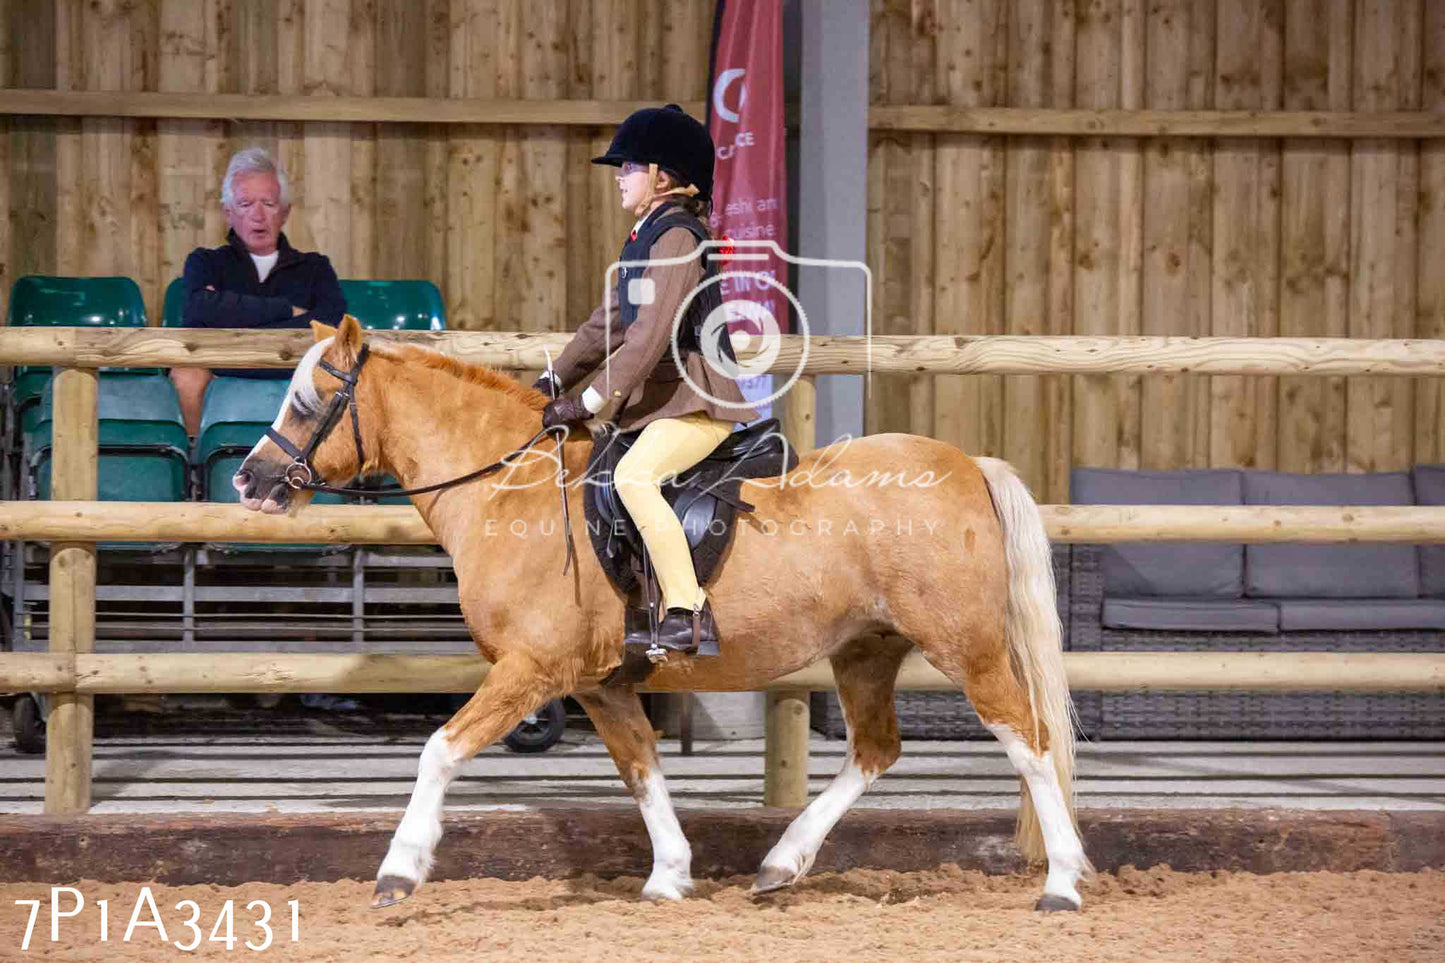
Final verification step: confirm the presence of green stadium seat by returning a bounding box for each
[161,277,187,327]
[7,276,156,422]
[24,373,189,551]
[338,280,447,503]
[196,376,348,553]
[338,279,445,331]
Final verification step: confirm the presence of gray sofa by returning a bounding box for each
[1067,464,1445,739]
[813,465,1445,742]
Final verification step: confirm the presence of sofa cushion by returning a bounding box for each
[1278,598,1445,632]
[1243,470,1419,599]
[1414,465,1445,598]
[1102,597,1279,633]
[1071,468,1244,597]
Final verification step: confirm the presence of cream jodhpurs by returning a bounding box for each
[614,411,735,612]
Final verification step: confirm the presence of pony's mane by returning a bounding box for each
[376,343,549,411]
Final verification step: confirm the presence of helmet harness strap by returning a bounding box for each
[631,162,701,218]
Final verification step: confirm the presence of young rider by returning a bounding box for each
[537,104,758,657]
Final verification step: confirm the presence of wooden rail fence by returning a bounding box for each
[1,328,1443,813]
[2,90,1443,140]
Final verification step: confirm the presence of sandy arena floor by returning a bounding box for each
[2,865,1441,962]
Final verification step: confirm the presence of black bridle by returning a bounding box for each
[265,344,373,492]
[261,344,578,571]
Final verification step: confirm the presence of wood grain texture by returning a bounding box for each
[156,0,220,321]
[10,648,1445,693]
[2,650,1436,694]
[1417,0,1445,463]
[1,0,1441,486]
[932,0,1006,460]
[1347,0,1418,471]
[44,367,97,814]
[867,1,935,441]
[1278,0,1350,473]
[346,0,377,282]
[3,326,1443,376]
[300,0,354,278]
[8,87,1445,137]
[1140,0,1203,470]
[1000,0,1060,495]
[1072,0,1125,473]
[1208,0,1282,470]
[1,499,1444,548]
[374,0,431,281]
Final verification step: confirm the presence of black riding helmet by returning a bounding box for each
[592,104,715,203]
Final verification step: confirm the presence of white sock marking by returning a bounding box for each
[636,770,693,901]
[760,754,875,885]
[377,728,459,885]
[987,723,1088,906]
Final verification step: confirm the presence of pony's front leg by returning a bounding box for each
[574,686,693,901]
[373,656,557,908]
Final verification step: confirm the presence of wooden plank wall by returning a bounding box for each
[869,0,1445,501]
[0,0,1442,502]
[0,0,712,339]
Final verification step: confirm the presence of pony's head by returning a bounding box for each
[235,316,372,514]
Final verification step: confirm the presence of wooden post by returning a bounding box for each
[44,366,97,814]
[766,376,816,807]
[764,689,811,807]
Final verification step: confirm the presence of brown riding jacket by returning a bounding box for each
[551,223,759,431]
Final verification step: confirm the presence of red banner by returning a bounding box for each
[708,0,788,412]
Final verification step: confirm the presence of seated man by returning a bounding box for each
[170,146,347,436]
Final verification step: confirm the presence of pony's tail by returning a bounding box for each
[974,456,1081,864]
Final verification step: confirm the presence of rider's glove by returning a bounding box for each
[541,394,593,429]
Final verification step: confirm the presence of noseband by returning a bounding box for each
[266,344,371,490]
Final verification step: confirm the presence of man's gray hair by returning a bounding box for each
[221,147,291,208]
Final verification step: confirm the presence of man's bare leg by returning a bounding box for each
[171,367,213,437]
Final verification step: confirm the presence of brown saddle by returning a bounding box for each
[582,418,798,682]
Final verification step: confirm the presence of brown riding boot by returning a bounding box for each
[625,601,721,659]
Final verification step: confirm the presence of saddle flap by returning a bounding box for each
[584,420,774,598]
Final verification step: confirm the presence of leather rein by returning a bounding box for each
[263,344,579,573]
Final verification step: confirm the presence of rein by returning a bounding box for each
[264,344,579,574]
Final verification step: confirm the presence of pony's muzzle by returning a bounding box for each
[234,463,293,514]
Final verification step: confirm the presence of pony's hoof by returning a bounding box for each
[1034,894,1081,913]
[641,878,692,902]
[371,875,416,908]
[750,864,797,895]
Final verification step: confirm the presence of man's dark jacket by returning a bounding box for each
[182,230,347,379]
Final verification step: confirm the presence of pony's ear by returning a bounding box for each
[310,321,336,342]
[336,315,364,357]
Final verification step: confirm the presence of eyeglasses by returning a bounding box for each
[619,161,649,176]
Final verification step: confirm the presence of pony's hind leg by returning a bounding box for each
[574,685,694,901]
[372,655,559,908]
[753,635,912,894]
[952,644,1092,911]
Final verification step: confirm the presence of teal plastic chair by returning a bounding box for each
[25,373,189,551]
[196,376,348,553]
[338,280,447,504]
[7,275,155,423]
[338,279,446,331]
[161,277,187,328]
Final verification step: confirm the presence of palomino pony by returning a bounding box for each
[236,317,1093,911]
